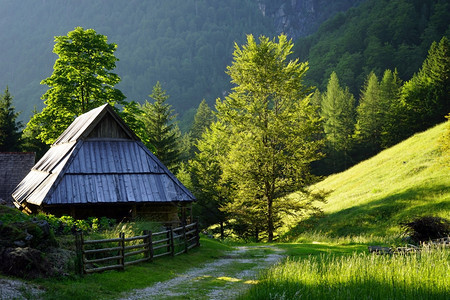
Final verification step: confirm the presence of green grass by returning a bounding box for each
[239,123,450,300]
[286,122,450,240]
[241,247,449,300]
[33,236,232,300]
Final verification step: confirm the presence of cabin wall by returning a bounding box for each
[0,152,35,206]
[33,202,191,223]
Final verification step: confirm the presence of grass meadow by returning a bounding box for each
[241,245,449,300]
[241,123,450,299]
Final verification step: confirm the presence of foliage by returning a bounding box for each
[190,121,231,238]
[320,72,356,173]
[36,213,116,235]
[293,0,450,97]
[0,0,275,128]
[401,216,450,243]
[213,34,325,241]
[242,248,450,300]
[0,87,22,151]
[24,27,126,145]
[138,81,181,173]
[187,99,215,159]
[400,36,450,136]
[378,68,404,148]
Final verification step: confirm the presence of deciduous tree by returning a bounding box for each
[25,27,126,144]
[216,35,325,241]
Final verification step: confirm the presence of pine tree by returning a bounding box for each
[0,87,22,152]
[379,69,403,148]
[140,82,181,173]
[188,99,215,159]
[355,72,384,156]
[401,36,450,135]
[321,72,356,172]
[190,99,215,143]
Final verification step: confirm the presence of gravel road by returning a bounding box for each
[119,245,285,300]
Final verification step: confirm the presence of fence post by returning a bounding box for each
[170,227,175,256]
[75,231,84,275]
[119,232,125,271]
[195,222,200,247]
[183,224,188,253]
[166,227,171,254]
[148,230,154,262]
[143,230,149,261]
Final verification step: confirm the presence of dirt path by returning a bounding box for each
[119,245,285,300]
[0,278,43,299]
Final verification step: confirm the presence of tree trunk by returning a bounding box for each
[267,197,273,242]
[220,221,224,240]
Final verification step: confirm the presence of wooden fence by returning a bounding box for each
[75,222,200,274]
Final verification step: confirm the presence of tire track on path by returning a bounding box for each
[119,245,285,300]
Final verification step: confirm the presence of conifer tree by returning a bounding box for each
[379,69,403,148]
[140,81,181,173]
[401,36,450,135]
[355,72,384,155]
[188,99,215,159]
[321,72,356,172]
[0,87,22,152]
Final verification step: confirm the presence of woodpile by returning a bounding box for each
[368,237,449,255]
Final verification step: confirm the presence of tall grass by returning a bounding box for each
[242,247,449,300]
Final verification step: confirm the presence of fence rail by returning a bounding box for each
[75,222,200,274]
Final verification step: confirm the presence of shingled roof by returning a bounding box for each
[12,104,195,211]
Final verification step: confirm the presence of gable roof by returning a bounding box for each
[12,104,195,208]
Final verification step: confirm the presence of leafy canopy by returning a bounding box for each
[25,27,126,144]
[212,34,324,241]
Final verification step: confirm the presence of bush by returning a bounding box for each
[401,216,450,243]
[36,214,116,235]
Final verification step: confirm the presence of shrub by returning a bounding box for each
[401,216,450,243]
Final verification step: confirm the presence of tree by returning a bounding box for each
[400,36,450,135]
[355,72,384,156]
[216,35,325,242]
[320,72,356,172]
[25,27,126,144]
[379,69,403,148]
[139,82,181,173]
[21,107,49,159]
[187,99,215,159]
[0,87,22,151]
[190,121,231,239]
[190,99,215,143]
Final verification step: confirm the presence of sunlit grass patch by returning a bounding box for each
[241,247,449,300]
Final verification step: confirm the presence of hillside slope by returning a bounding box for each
[292,122,449,238]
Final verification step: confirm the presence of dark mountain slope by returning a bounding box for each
[293,0,450,95]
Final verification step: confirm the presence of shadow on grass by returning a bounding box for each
[286,184,450,239]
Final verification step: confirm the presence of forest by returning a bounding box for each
[1,0,449,240]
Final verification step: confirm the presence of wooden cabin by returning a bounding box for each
[12,104,195,223]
